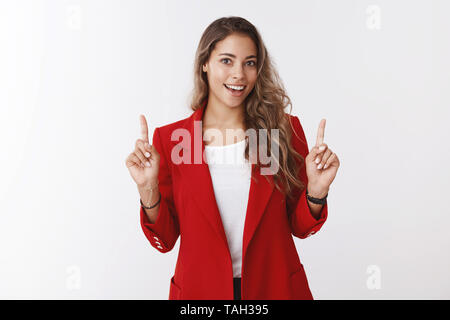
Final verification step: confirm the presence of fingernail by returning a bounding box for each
[317,163,322,169]
[145,161,150,167]
[323,164,328,169]
[319,145,325,151]
[145,152,150,157]
[315,157,320,164]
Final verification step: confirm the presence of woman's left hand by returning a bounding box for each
[304,119,340,197]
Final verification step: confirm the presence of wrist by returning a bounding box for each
[306,184,329,198]
[138,179,159,191]
[139,182,161,209]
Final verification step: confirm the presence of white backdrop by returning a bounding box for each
[1,0,449,299]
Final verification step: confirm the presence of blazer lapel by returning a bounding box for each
[242,163,274,263]
[171,100,275,261]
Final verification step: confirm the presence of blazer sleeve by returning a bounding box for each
[139,126,180,253]
[287,115,328,239]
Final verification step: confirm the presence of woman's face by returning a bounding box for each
[203,33,258,109]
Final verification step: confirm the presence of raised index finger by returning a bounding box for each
[315,118,326,147]
[139,114,149,143]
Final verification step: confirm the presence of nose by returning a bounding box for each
[231,64,245,80]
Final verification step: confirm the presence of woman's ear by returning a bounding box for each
[202,64,207,73]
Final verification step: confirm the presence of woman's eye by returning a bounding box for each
[221,58,256,66]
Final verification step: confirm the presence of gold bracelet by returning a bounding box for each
[140,192,161,209]
[141,182,159,207]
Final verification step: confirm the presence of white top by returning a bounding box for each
[204,139,252,278]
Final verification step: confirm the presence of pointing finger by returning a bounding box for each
[315,119,326,147]
[139,114,149,143]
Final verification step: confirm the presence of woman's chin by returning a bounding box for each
[223,95,247,107]
[225,101,244,109]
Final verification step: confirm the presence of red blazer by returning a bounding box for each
[140,102,328,300]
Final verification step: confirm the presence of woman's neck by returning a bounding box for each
[202,98,245,130]
[202,97,247,146]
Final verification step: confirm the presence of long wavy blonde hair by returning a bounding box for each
[188,16,305,200]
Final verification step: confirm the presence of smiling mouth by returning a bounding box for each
[223,84,246,91]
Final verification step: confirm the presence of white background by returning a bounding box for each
[1,0,449,299]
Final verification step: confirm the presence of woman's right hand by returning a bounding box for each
[125,114,160,188]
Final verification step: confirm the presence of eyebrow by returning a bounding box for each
[218,53,257,60]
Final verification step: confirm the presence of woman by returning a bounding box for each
[125,16,340,300]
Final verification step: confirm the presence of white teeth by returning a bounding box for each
[225,84,245,91]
